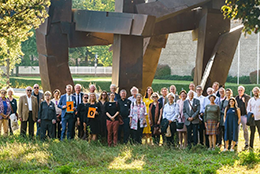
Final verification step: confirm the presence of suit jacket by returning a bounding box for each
[58,94,77,118]
[183,98,200,126]
[32,91,44,108]
[18,95,39,122]
[158,97,168,106]
[73,92,84,105]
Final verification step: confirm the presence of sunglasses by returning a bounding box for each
[27,90,32,92]
[1,92,6,94]
[83,97,88,99]
[34,87,39,89]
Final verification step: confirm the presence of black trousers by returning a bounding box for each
[78,116,84,139]
[187,123,199,148]
[41,120,54,140]
[165,122,177,147]
[131,120,143,144]
[8,118,13,135]
[71,116,77,139]
[20,111,35,138]
[250,120,260,148]
[217,126,225,145]
[53,118,62,139]
[151,125,160,145]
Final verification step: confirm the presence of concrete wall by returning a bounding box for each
[159,22,259,77]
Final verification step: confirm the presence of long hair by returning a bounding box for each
[98,90,109,102]
[145,86,153,98]
[225,97,238,115]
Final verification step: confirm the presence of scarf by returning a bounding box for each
[149,102,159,126]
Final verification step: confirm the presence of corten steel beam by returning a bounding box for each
[136,0,211,22]
[193,7,230,86]
[200,26,243,90]
[73,10,155,37]
[36,0,74,94]
[142,34,169,93]
[112,0,145,95]
[153,10,200,35]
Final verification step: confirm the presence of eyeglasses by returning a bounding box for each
[0,92,6,94]
[27,90,32,92]
[34,87,39,89]
[102,94,107,96]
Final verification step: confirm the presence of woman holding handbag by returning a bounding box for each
[149,92,163,145]
[7,88,17,135]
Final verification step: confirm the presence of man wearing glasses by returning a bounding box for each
[18,86,39,138]
[32,84,44,137]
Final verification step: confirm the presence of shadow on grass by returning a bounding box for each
[1,136,260,173]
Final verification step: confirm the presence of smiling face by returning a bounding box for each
[136,95,142,102]
[0,90,6,98]
[109,93,115,101]
[180,92,187,100]
[161,89,168,97]
[168,95,174,103]
[196,87,202,96]
[253,88,259,97]
[26,87,32,97]
[120,91,126,99]
[219,88,225,98]
[209,96,215,103]
[152,95,158,102]
[75,85,81,94]
[238,87,244,96]
[33,84,39,94]
[170,86,176,94]
[229,99,235,107]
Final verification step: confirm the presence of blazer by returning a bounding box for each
[18,95,39,122]
[158,97,168,106]
[183,98,200,126]
[73,92,84,105]
[58,94,77,118]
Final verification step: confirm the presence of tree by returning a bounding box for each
[0,0,50,70]
[222,0,260,34]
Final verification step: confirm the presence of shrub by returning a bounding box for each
[239,150,260,166]
[155,75,193,81]
[249,70,260,84]
[154,64,171,78]
[226,76,251,84]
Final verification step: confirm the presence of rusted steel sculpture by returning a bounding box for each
[36,0,242,94]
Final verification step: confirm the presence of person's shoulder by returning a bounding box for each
[31,95,37,99]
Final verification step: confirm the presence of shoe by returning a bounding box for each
[208,148,212,151]
[222,148,228,152]
[230,148,235,152]
[244,145,249,150]
[212,148,215,151]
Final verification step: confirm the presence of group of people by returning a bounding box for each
[0,82,260,151]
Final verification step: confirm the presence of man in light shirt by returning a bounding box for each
[247,87,260,149]
[195,85,205,145]
[128,86,139,103]
[18,86,38,138]
[189,82,197,98]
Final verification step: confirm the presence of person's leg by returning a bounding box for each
[67,116,74,140]
[256,120,260,141]
[0,119,2,135]
[183,132,187,148]
[8,118,13,135]
[48,121,54,139]
[123,118,130,144]
[241,116,249,146]
[61,116,68,141]
[187,124,192,148]
[3,119,9,136]
[40,120,47,140]
[225,140,229,149]
[28,112,34,138]
[53,121,57,138]
[250,125,256,148]
[231,140,236,150]
[178,132,182,147]
[193,124,199,146]
[106,120,113,146]
[198,122,204,145]
[112,120,119,146]
[20,120,27,137]
[58,121,62,139]
[208,135,212,149]
[36,122,40,137]
[170,122,176,146]
[212,135,216,149]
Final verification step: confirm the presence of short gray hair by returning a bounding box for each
[120,89,127,94]
[167,92,175,98]
[238,85,245,91]
[130,86,139,94]
[110,84,117,88]
[7,88,14,95]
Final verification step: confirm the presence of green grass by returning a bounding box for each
[1,129,260,174]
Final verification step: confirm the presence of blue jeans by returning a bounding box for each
[187,123,198,147]
[61,113,74,141]
[118,117,130,144]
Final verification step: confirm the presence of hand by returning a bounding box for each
[19,117,22,122]
[38,119,41,123]
[95,111,98,115]
[73,107,76,110]
[75,111,78,115]
[157,121,160,125]
[77,120,80,126]
[111,117,115,122]
[52,119,56,124]
[205,123,207,129]
[217,122,219,128]
[168,120,172,125]
[252,114,254,118]
[62,105,67,109]
[129,120,132,126]
[142,120,146,125]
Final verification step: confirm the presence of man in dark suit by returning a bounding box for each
[32,84,44,137]
[73,84,84,138]
[58,84,77,140]
[183,91,200,148]
[158,87,169,106]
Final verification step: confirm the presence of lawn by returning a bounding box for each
[0,129,260,174]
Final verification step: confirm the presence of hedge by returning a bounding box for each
[10,77,260,96]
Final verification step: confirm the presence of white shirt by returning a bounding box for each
[162,102,179,121]
[247,97,260,121]
[187,98,193,111]
[196,95,205,113]
[66,94,72,101]
[26,95,32,111]
[75,93,81,105]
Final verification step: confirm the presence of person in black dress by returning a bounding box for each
[149,92,163,145]
[77,93,89,140]
[98,91,109,140]
[106,93,120,146]
[87,93,100,141]
[7,88,17,135]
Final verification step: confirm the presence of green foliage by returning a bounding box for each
[239,150,260,166]
[154,65,171,78]
[155,75,193,81]
[0,0,50,70]
[222,0,260,34]
[226,76,251,84]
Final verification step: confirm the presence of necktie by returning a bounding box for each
[77,94,80,105]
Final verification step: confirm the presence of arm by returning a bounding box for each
[183,102,189,121]
[223,108,227,123]
[38,102,42,120]
[246,98,252,114]
[13,99,18,114]
[53,102,56,120]
[237,108,241,124]
[18,97,23,121]
[58,96,64,109]
[172,104,179,121]
[158,107,163,124]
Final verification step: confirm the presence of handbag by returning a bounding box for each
[176,119,184,129]
[153,124,161,135]
[165,125,172,137]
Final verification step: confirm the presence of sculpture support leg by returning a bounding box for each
[112,35,143,94]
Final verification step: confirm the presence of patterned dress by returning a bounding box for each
[176,99,187,132]
[143,97,153,134]
[129,101,147,130]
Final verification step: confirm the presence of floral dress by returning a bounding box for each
[129,101,147,130]
[143,97,153,134]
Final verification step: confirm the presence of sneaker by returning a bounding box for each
[222,148,228,152]
[230,148,235,152]
[208,148,212,151]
